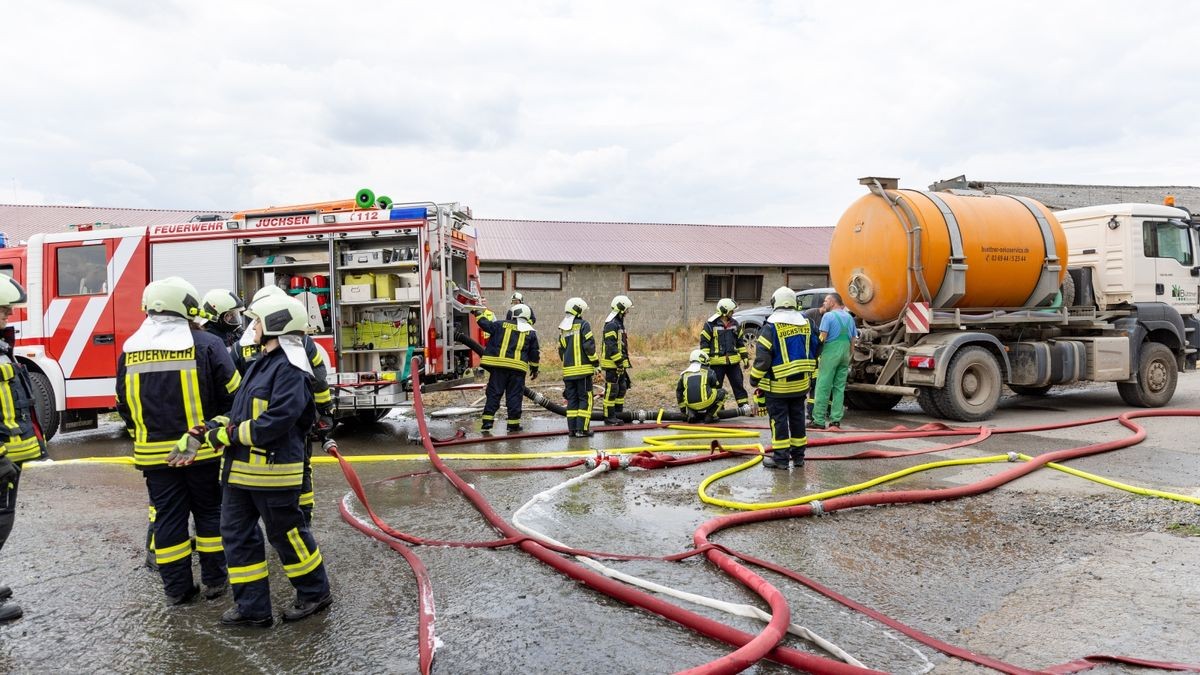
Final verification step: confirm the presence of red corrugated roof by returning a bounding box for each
[0,204,232,244]
[0,205,833,267]
[475,219,832,266]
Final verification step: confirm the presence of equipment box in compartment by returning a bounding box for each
[341,249,388,267]
[342,284,374,301]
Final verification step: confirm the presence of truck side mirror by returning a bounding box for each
[1192,266,1200,277]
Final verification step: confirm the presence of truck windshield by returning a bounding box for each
[1144,220,1193,266]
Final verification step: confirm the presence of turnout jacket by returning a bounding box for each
[600,315,631,370]
[676,365,722,410]
[699,315,748,366]
[0,341,47,464]
[477,317,540,374]
[748,310,818,397]
[558,317,598,379]
[233,333,332,411]
[117,328,240,470]
[219,346,316,490]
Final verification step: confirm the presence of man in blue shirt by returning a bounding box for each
[812,293,858,429]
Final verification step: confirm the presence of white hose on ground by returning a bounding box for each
[510,463,867,668]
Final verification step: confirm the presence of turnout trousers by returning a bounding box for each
[710,364,749,407]
[563,377,594,434]
[765,395,808,464]
[0,465,20,554]
[221,485,329,620]
[144,462,226,597]
[481,367,526,430]
[602,369,627,418]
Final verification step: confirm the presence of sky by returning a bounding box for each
[1,1,1198,226]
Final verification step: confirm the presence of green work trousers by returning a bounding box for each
[812,338,851,425]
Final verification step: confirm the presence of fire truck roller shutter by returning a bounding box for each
[150,241,237,305]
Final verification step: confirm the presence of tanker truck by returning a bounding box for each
[831,176,1199,421]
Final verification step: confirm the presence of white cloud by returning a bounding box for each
[1,0,1197,223]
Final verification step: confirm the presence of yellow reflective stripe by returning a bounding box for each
[0,364,12,380]
[480,355,529,372]
[226,370,242,393]
[310,352,321,366]
[0,382,16,429]
[238,421,253,446]
[134,440,180,466]
[127,373,146,444]
[313,388,332,404]
[562,364,594,377]
[299,491,315,507]
[227,460,305,489]
[5,435,42,463]
[180,369,203,429]
[286,527,311,560]
[155,538,193,565]
[284,528,322,578]
[148,505,157,522]
[194,535,223,553]
[229,561,269,585]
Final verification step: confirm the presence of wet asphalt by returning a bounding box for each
[1,377,1198,674]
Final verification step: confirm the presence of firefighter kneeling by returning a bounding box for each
[199,293,332,627]
[676,350,726,423]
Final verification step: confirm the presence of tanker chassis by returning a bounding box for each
[832,177,1199,422]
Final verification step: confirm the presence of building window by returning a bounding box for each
[479,270,505,290]
[786,273,827,290]
[57,245,108,296]
[514,270,562,291]
[704,274,762,303]
[626,272,674,291]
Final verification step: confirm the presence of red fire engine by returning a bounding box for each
[0,195,483,440]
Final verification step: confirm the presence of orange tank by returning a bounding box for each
[829,183,1067,323]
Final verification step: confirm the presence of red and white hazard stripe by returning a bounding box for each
[904,302,931,334]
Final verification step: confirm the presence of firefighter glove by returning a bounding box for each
[529,367,538,381]
[167,433,202,467]
[315,413,335,434]
[0,455,16,488]
[206,424,234,449]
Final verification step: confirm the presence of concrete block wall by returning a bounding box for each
[480,264,829,335]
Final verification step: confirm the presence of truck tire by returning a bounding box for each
[28,371,60,442]
[1009,384,1052,396]
[932,346,1002,422]
[916,386,948,418]
[1117,342,1177,407]
[845,391,901,411]
[1060,273,1076,308]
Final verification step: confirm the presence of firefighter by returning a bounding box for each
[748,287,818,470]
[599,295,633,424]
[506,291,536,325]
[116,277,240,606]
[475,303,539,433]
[203,293,330,627]
[676,349,726,424]
[558,297,598,437]
[0,274,47,622]
[234,285,332,523]
[201,288,246,350]
[699,298,749,410]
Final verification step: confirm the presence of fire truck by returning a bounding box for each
[0,194,483,440]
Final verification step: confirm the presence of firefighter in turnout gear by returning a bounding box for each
[600,295,633,424]
[201,288,246,350]
[676,349,726,423]
[748,287,818,470]
[116,277,241,606]
[0,274,47,622]
[699,298,749,409]
[558,297,598,437]
[233,285,332,523]
[476,304,540,432]
[205,294,330,627]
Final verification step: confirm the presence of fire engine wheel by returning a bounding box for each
[1118,342,1177,408]
[1008,384,1053,396]
[932,346,1002,422]
[28,371,59,442]
[916,386,948,418]
[844,391,901,411]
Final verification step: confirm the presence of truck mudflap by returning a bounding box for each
[900,332,1011,388]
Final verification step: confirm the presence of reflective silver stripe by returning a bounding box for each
[125,360,198,374]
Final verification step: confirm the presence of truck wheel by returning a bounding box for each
[1060,273,1076,308]
[916,387,947,418]
[933,346,1002,422]
[1009,384,1052,396]
[28,371,60,442]
[1117,342,1177,407]
[845,392,901,411]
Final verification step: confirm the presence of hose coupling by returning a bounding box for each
[739,404,753,417]
[1006,451,1020,462]
[809,499,825,516]
[637,410,648,423]
[584,454,623,470]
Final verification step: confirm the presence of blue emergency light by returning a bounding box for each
[389,207,428,221]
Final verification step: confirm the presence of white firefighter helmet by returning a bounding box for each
[689,349,709,365]
[142,277,202,319]
[611,295,633,313]
[249,295,309,336]
[511,292,524,304]
[0,274,28,308]
[564,297,588,315]
[510,303,532,321]
[202,289,245,324]
[770,286,797,309]
[251,284,288,305]
[716,298,736,315]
